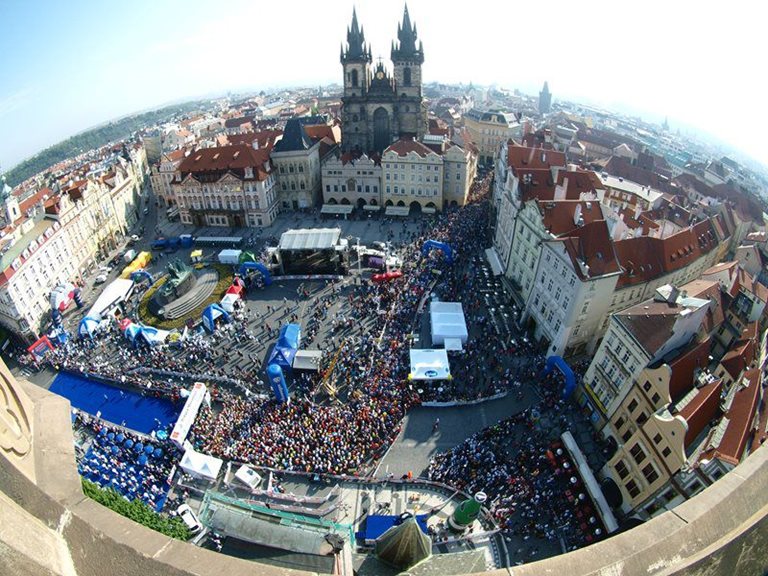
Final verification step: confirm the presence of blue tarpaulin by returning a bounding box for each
[360,514,429,543]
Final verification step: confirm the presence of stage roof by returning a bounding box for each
[279,228,341,251]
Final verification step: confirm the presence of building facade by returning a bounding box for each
[381,139,443,211]
[321,153,382,207]
[173,145,278,228]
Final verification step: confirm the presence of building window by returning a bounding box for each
[626,480,641,498]
[642,464,659,484]
[651,392,661,404]
[653,433,662,444]
[637,412,648,425]
[616,416,625,429]
[622,429,632,442]
[630,443,647,464]
[628,398,639,413]
[643,381,652,392]
[662,447,671,458]
[615,460,629,480]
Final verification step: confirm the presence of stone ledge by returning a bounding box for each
[2,369,768,576]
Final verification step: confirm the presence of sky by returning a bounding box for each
[0,0,766,171]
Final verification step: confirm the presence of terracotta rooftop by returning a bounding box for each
[677,377,723,448]
[667,337,712,402]
[507,143,565,170]
[555,219,621,280]
[718,339,756,382]
[706,368,762,466]
[178,145,271,181]
[384,138,439,159]
[539,200,603,236]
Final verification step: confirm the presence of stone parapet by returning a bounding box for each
[0,358,766,576]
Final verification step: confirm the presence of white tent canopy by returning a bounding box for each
[409,349,451,380]
[293,349,323,371]
[430,301,468,346]
[234,465,263,490]
[220,293,239,312]
[180,447,223,482]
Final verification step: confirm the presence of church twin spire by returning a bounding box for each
[391,3,424,63]
[341,5,422,64]
[341,7,371,63]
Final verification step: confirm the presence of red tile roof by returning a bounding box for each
[677,378,723,448]
[668,337,712,402]
[539,200,603,236]
[554,220,621,280]
[710,369,762,466]
[178,145,272,181]
[614,220,719,289]
[718,339,756,382]
[304,124,341,144]
[556,170,604,196]
[518,168,557,202]
[507,143,565,170]
[384,138,438,158]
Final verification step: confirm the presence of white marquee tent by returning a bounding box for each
[409,349,451,381]
[179,448,223,482]
[430,301,468,347]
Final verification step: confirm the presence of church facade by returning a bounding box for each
[339,6,427,155]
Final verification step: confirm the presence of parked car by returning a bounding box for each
[130,234,140,242]
[176,504,202,535]
[94,274,108,285]
[98,265,113,274]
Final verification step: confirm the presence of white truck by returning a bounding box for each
[123,249,137,264]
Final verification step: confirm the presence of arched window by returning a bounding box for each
[351,69,359,87]
[403,67,411,86]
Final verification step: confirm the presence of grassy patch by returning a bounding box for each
[137,264,233,330]
[81,478,190,540]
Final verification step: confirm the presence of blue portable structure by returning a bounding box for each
[201,303,231,333]
[78,316,101,339]
[539,355,577,399]
[267,363,290,404]
[151,238,168,250]
[267,324,301,370]
[238,261,273,286]
[179,234,194,248]
[130,269,153,284]
[421,240,454,264]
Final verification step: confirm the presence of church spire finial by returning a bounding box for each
[391,3,422,63]
[342,6,370,62]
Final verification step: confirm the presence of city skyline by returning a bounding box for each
[1,0,766,171]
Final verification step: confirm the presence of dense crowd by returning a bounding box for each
[75,411,181,511]
[427,370,605,556]
[44,175,548,476]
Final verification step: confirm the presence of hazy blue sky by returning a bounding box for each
[0,0,766,170]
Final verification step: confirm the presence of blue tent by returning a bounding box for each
[78,316,101,339]
[267,324,301,370]
[202,303,231,333]
[124,324,142,346]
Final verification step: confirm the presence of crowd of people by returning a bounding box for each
[45,175,557,478]
[75,411,181,512]
[427,369,605,559]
